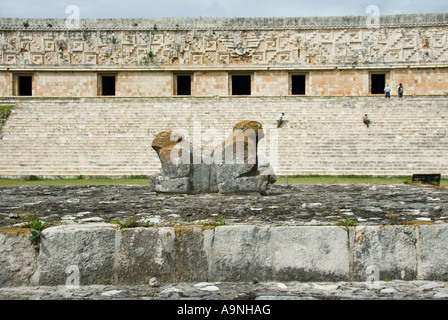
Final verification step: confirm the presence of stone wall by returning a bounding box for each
[253,71,288,96]
[1,14,447,68]
[33,72,97,97]
[1,223,448,285]
[0,73,11,96]
[1,13,448,97]
[194,71,228,96]
[2,68,448,97]
[116,72,173,97]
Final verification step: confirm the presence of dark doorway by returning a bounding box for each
[232,75,251,95]
[101,76,116,96]
[291,75,306,95]
[18,76,32,96]
[177,75,191,95]
[371,74,385,94]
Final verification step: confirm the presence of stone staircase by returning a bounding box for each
[0,96,447,177]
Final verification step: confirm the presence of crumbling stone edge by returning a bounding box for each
[1,223,447,287]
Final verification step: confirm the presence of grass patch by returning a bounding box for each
[14,214,53,247]
[0,176,149,188]
[275,175,448,187]
[337,218,358,227]
[111,219,154,228]
[0,175,446,188]
[0,105,14,127]
[198,217,228,227]
[23,217,48,231]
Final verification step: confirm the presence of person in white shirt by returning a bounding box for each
[384,84,391,98]
[276,113,284,128]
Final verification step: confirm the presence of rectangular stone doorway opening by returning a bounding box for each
[17,75,33,96]
[100,75,116,96]
[175,74,192,95]
[371,73,385,94]
[291,74,306,95]
[231,74,252,95]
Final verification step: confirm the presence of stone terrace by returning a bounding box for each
[1,184,447,228]
[1,183,448,286]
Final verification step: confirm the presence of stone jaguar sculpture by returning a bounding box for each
[149,120,276,195]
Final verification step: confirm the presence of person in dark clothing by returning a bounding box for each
[363,114,371,128]
[398,83,404,98]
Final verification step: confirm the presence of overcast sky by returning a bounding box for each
[0,0,446,18]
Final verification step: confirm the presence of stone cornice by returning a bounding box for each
[0,13,447,31]
[1,62,448,72]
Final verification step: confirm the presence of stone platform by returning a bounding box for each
[1,184,447,227]
[1,184,448,288]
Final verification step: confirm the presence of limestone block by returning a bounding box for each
[115,226,209,284]
[114,227,163,284]
[208,225,272,281]
[163,226,210,282]
[216,167,270,194]
[0,228,38,287]
[151,175,190,193]
[352,225,418,281]
[33,223,118,286]
[417,224,448,280]
[271,226,350,281]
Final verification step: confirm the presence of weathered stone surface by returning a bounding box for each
[417,224,448,280]
[0,228,38,286]
[271,226,350,281]
[1,14,447,71]
[2,222,448,286]
[1,184,447,228]
[352,225,418,281]
[115,226,210,284]
[33,223,118,286]
[1,183,448,286]
[2,279,448,300]
[166,226,211,282]
[113,227,164,285]
[208,225,272,281]
[150,120,276,195]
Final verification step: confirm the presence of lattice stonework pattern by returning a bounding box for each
[1,22,447,67]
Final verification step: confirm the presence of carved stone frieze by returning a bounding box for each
[0,15,447,67]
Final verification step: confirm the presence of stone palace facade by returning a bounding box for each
[1,13,447,98]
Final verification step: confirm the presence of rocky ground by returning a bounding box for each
[0,183,447,228]
[0,280,447,300]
